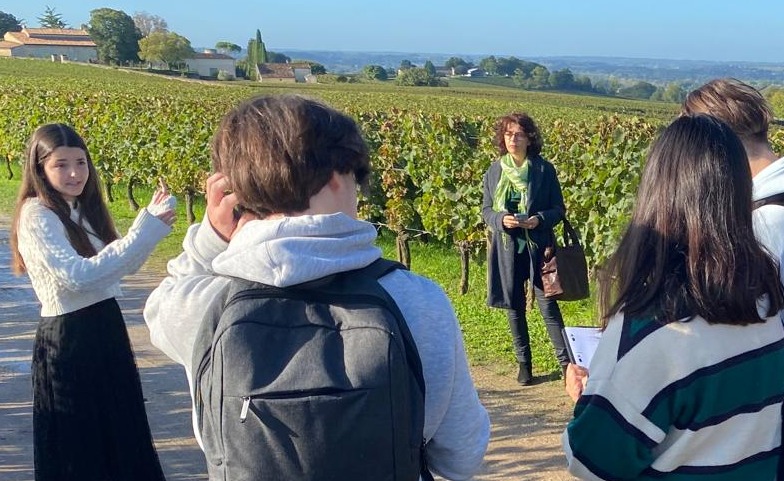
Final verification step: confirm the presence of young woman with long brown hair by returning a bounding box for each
[10,123,175,481]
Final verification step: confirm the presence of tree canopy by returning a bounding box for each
[133,11,168,37]
[0,11,23,37]
[444,57,468,69]
[37,6,67,29]
[423,60,436,77]
[396,67,444,87]
[267,51,291,63]
[309,62,326,75]
[215,41,241,54]
[245,29,268,79]
[87,8,141,65]
[618,81,658,100]
[362,64,388,81]
[138,31,193,69]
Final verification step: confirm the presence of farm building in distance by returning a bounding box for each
[0,28,97,62]
[184,49,236,78]
[255,62,315,83]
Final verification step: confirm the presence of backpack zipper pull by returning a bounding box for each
[240,397,250,423]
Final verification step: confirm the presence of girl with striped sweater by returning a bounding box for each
[563,114,784,480]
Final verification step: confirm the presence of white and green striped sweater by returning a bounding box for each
[563,305,784,480]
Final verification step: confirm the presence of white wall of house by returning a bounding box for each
[7,45,97,62]
[292,68,311,82]
[185,58,236,77]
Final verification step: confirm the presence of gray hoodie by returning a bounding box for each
[753,156,784,283]
[143,212,490,481]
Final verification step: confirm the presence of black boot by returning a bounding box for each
[517,363,533,386]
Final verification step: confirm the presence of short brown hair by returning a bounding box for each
[492,112,543,157]
[211,94,370,217]
[681,78,773,143]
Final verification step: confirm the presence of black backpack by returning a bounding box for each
[192,258,434,481]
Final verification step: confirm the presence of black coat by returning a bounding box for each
[481,155,565,309]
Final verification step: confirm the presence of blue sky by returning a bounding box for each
[2,0,783,63]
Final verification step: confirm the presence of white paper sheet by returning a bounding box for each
[562,326,602,368]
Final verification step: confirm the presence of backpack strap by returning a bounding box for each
[354,259,428,401]
[753,192,784,210]
[354,259,436,481]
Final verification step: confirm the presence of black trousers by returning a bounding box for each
[506,247,569,367]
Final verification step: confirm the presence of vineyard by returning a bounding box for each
[4,60,782,278]
[0,58,679,270]
[4,57,784,373]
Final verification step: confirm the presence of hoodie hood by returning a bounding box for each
[753,156,784,200]
[211,213,382,287]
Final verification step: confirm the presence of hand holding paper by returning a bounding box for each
[562,326,602,368]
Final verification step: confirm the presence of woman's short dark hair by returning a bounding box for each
[492,112,543,158]
[600,114,783,327]
[211,94,370,218]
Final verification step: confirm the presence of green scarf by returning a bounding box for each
[493,154,529,212]
[493,154,535,253]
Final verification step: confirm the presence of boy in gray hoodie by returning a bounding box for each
[143,94,490,480]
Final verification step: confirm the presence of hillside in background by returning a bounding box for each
[264,49,784,85]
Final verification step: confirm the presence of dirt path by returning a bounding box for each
[0,223,576,480]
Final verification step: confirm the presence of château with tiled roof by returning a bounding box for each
[0,28,97,62]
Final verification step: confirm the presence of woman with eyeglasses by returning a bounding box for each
[481,112,569,385]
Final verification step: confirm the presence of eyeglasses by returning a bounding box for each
[504,131,527,139]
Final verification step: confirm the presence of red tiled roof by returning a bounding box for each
[257,63,295,78]
[4,28,96,47]
[256,62,312,78]
[188,52,234,60]
[25,28,91,37]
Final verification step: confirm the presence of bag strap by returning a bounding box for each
[560,218,583,248]
[353,259,436,481]
[753,192,784,210]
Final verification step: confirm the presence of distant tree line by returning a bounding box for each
[356,54,690,101]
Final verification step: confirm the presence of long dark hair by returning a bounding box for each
[11,123,118,274]
[600,114,783,327]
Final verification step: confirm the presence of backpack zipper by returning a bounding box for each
[240,396,251,423]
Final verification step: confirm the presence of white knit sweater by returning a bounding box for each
[17,198,171,317]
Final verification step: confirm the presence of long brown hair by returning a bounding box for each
[599,114,783,327]
[10,124,118,274]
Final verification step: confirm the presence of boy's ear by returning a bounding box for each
[326,171,342,191]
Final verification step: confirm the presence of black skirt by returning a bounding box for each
[32,298,166,481]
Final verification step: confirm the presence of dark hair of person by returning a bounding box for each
[599,114,783,327]
[11,123,118,275]
[211,94,370,218]
[492,112,543,158]
[681,78,773,144]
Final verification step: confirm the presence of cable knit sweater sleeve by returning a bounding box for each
[18,199,171,293]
